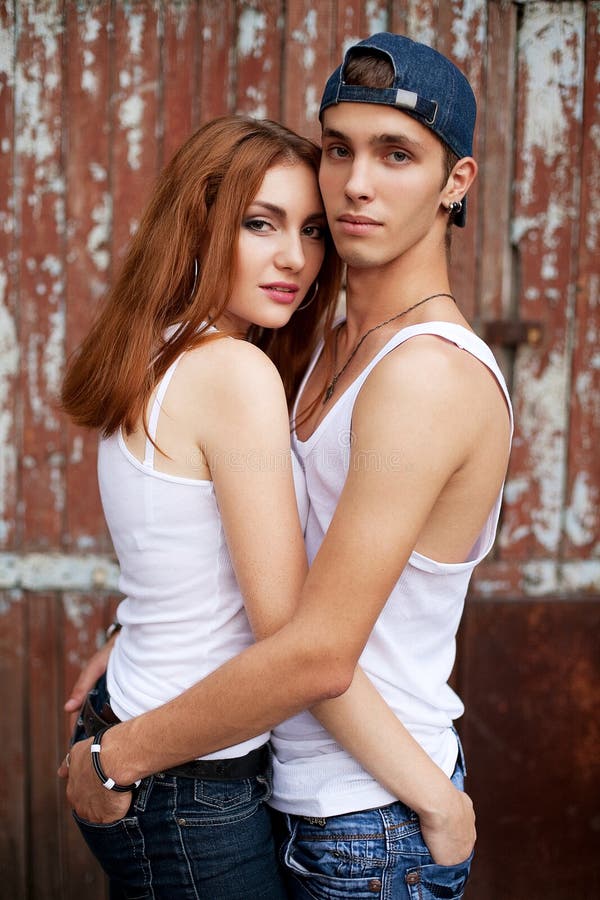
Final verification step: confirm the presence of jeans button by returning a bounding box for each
[368,879,382,892]
[406,871,420,885]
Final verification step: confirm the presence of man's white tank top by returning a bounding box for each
[270,321,513,815]
[101,339,308,760]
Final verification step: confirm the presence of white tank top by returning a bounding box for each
[102,340,308,760]
[270,322,513,815]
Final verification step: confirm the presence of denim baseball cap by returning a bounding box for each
[319,33,476,226]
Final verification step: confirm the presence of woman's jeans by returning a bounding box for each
[71,676,286,900]
[274,742,473,900]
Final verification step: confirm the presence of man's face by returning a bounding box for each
[319,103,449,270]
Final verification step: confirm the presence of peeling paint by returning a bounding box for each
[244,85,266,119]
[510,350,568,552]
[238,8,266,58]
[406,5,435,47]
[0,267,19,546]
[305,84,318,121]
[0,552,120,591]
[0,16,15,88]
[565,471,598,548]
[118,94,144,170]
[519,6,584,205]
[502,476,529,505]
[87,192,112,271]
[451,0,486,63]
[127,12,146,58]
[365,0,388,36]
[292,10,317,70]
[15,61,56,163]
[520,560,600,596]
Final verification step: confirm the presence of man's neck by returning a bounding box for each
[344,253,451,338]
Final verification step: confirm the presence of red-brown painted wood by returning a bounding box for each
[501,2,586,562]
[64,2,113,553]
[16,1,66,550]
[162,1,198,164]
[0,2,18,552]
[233,0,283,120]
[564,3,600,560]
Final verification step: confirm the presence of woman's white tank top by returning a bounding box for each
[102,340,307,760]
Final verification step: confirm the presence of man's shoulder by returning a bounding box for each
[356,328,507,424]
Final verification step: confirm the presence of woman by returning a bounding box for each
[61,115,341,898]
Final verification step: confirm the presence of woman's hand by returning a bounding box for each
[58,733,132,824]
[419,786,476,866]
[63,637,115,730]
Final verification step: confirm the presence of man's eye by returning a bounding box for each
[388,150,409,163]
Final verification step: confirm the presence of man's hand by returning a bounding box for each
[419,786,476,866]
[64,639,114,730]
[58,735,132,824]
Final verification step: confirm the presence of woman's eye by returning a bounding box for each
[244,218,272,233]
[302,224,325,239]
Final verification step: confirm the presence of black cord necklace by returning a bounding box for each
[323,292,456,404]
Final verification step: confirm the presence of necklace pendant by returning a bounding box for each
[323,381,336,404]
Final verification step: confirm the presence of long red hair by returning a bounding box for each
[61,116,342,435]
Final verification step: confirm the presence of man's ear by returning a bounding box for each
[442,157,478,206]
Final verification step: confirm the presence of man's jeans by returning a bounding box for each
[275,744,472,899]
[71,678,286,900]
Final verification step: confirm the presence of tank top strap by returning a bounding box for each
[143,357,182,468]
[357,321,513,431]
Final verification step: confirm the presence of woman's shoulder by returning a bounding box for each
[179,335,286,407]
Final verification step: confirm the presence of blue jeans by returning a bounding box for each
[274,745,472,899]
[71,678,287,899]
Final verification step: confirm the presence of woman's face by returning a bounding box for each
[220,161,326,333]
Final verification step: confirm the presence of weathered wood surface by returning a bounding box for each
[0,2,598,897]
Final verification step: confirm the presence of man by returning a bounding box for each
[63,34,511,896]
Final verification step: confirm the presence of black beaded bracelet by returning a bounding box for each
[90,727,141,793]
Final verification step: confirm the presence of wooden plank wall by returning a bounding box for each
[0,2,598,897]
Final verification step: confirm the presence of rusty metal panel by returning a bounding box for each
[564,2,600,561]
[0,591,27,900]
[64,2,113,553]
[500,2,586,562]
[162,1,198,163]
[111,1,161,262]
[15,0,66,550]
[0,3,18,552]
[459,599,600,898]
[233,0,283,119]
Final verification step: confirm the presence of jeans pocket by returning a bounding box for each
[283,822,386,899]
[405,853,473,900]
[72,812,152,899]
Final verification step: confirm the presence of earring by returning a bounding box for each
[190,258,199,295]
[297,280,319,310]
[448,200,463,216]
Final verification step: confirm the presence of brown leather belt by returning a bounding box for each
[79,692,270,781]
